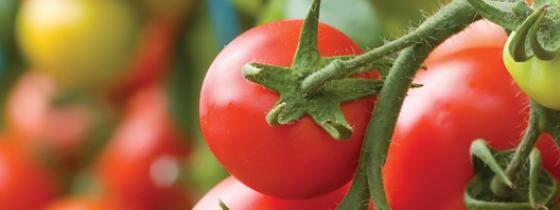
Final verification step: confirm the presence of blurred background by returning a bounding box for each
[0,0,442,209]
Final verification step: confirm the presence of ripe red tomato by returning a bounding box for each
[43,196,148,210]
[5,72,112,168]
[382,46,560,209]
[0,141,59,210]
[193,176,372,210]
[200,20,375,199]
[97,86,191,210]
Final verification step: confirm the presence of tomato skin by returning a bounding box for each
[383,47,560,210]
[503,35,560,110]
[17,0,139,91]
[200,20,375,199]
[43,197,148,210]
[193,176,371,210]
[97,86,191,210]
[0,142,59,210]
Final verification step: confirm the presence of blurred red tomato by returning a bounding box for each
[43,196,148,210]
[0,140,59,210]
[194,176,373,210]
[109,19,180,102]
[97,86,191,210]
[5,72,113,168]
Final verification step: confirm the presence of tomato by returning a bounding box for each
[5,72,113,168]
[382,46,560,209]
[193,176,372,210]
[17,0,139,91]
[97,86,191,210]
[503,35,560,110]
[43,197,148,210]
[200,20,375,198]
[0,141,59,210]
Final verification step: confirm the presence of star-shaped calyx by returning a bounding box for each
[242,0,382,140]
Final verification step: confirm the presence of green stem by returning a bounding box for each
[337,1,479,210]
[491,101,547,196]
[301,0,474,93]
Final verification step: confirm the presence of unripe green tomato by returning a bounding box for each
[17,0,139,92]
[503,33,560,110]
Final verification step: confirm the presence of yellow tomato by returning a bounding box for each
[17,0,139,92]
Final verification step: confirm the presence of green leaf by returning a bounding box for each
[285,0,384,49]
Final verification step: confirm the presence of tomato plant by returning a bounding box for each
[193,176,371,210]
[97,86,191,210]
[503,36,560,110]
[17,0,139,92]
[43,197,148,210]
[199,19,376,199]
[382,45,560,210]
[0,141,59,210]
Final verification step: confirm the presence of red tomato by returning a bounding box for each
[43,196,148,210]
[200,20,375,199]
[5,72,111,168]
[194,176,372,210]
[109,19,179,102]
[382,47,560,209]
[0,141,59,210]
[97,86,191,210]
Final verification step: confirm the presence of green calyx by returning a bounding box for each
[242,0,382,140]
[465,140,559,210]
[466,0,560,62]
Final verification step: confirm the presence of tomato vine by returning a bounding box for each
[231,0,560,209]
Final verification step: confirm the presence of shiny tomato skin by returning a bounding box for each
[0,142,59,210]
[383,47,560,210]
[97,86,191,210]
[43,197,148,210]
[200,20,375,199]
[193,176,372,210]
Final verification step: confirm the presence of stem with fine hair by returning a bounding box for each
[337,1,480,209]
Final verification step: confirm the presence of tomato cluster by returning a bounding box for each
[196,14,560,210]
